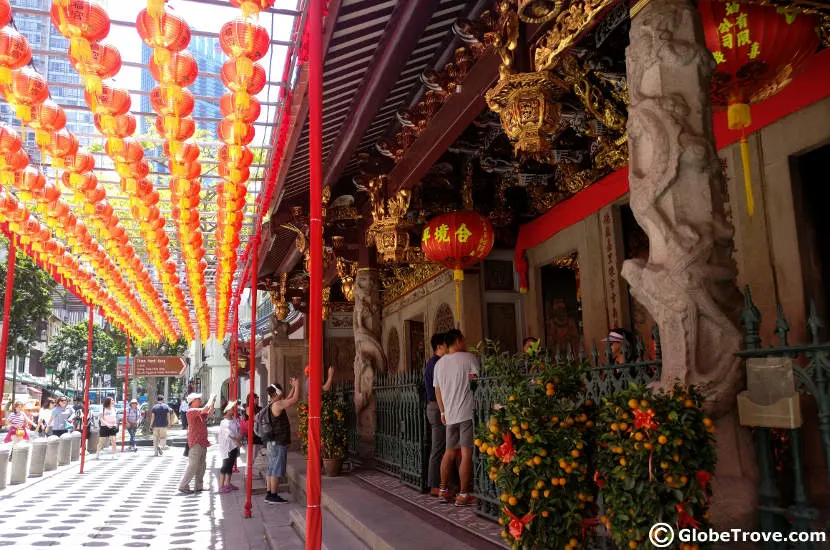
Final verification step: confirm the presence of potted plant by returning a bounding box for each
[321,392,347,476]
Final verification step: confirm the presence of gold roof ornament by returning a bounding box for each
[322,287,331,321]
[336,257,356,302]
[485,70,570,163]
[518,0,562,23]
[269,272,290,321]
[365,174,414,264]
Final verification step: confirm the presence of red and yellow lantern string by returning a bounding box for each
[138,1,210,340]
[214,5,273,340]
[0,3,175,341]
[49,1,191,339]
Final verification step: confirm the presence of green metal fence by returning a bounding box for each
[471,328,663,520]
[332,381,359,461]
[737,287,830,548]
[373,368,429,491]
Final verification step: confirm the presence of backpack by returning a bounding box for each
[253,406,273,441]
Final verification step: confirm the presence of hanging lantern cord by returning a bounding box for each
[728,102,754,216]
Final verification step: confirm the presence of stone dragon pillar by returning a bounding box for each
[622,0,758,529]
[352,268,386,459]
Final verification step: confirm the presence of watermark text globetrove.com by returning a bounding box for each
[649,523,827,547]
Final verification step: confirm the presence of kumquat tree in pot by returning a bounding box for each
[474,343,597,550]
[594,384,717,550]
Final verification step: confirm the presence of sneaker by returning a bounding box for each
[159,448,163,456]
[438,488,450,503]
[264,493,278,504]
[219,486,231,494]
[455,493,477,507]
[227,484,240,491]
[179,488,193,494]
[429,488,441,497]
[271,495,288,503]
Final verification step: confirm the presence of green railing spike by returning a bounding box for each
[605,339,614,364]
[591,341,600,368]
[635,335,645,362]
[566,342,574,362]
[775,303,790,347]
[807,300,823,345]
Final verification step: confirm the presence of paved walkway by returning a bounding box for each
[0,436,276,549]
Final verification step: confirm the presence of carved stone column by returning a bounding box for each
[352,268,386,459]
[622,0,758,530]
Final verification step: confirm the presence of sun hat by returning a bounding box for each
[186,392,202,404]
[130,399,138,404]
[224,401,237,413]
[602,331,626,343]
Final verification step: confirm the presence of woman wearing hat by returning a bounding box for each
[125,399,141,452]
[218,401,243,493]
[604,328,637,364]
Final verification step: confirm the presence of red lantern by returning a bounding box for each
[94,112,136,143]
[50,0,110,62]
[46,129,79,167]
[164,140,199,164]
[149,50,198,87]
[0,149,28,173]
[63,149,96,173]
[220,93,261,123]
[105,137,144,164]
[169,160,201,180]
[699,0,820,215]
[0,0,10,28]
[0,28,32,85]
[230,0,276,19]
[69,41,121,94]
[217,118,256,147]
[33,183,61,205]
[220,58,267,94]
[13,166,46,200]
[155,115,195,142]
[150,85,194,117]
[220,20,270,61]
[422,210,494,322]
[219,164,250,184]
[30,100,67,148]
[0,125,21,153]
[136,9,191,63]
[85,82,131,116]
[5,67,49,123]
[218,144,253,168]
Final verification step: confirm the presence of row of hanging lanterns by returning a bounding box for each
[46,1,178,340]
[138,1,210,341]
[214,0,275,339]
[0,2,166,340]
[0,122,154,339]
[0,189,141,336]
[50,0,194,341]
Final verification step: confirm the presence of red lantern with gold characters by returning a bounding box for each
[422,210,494,322]
[0,28,32,85]
[699,0,820,215]
[5,67,49,124]
[219,20,270,61]
[50,0,111,63]
[69,41,121,94]
[136,9,191,64]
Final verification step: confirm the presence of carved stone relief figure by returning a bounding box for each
[353,268,386,459]
[622,0,758,529]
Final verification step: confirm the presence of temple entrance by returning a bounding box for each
[540,254,582,354]
[793,142,830,320]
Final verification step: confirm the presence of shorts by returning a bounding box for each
[445,419,473,449]
[221,447,240,475]
[100,425,118,437]
[267,441,287,478]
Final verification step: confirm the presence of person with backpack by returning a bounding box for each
[256,379,298,504]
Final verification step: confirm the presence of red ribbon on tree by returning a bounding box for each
[503,508,536,540]
[495,432,515,464]
[696,470,712,504]
[676,504,701,529]
[593,471,606,489]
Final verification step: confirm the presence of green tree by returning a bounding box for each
[43,322,122,390]
[0,237,56,359]
[135,336,189,358]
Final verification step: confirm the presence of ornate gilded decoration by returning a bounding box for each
[494,0,520,78]
[485,71,570,162]
[269,272,290,321]
[337,257,356,302]
[518,0,563,23]
[322,287,331,321]
[365,174,414,264]
[559,55,627,133]
[593,134,628,171]
[281,222,308,254]
[434,303,456,334]
[380,263,446,306]
[533,0,617,72]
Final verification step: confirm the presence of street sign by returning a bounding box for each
[132,356,187,377]
[116,356,129,377]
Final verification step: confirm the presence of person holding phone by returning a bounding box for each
[178,393,215,493]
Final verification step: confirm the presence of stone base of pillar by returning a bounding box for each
[711,410,760,530]
[357,396,376,463]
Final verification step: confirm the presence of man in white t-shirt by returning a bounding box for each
[433,329,479,507]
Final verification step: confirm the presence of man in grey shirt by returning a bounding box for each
[433,329,479,507]
[49,396,74,437]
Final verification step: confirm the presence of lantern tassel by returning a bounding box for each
[453,268,463,327]
[0,67,11,86]
[728,102,754,217]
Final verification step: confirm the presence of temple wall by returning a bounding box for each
[521,212,611,353]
